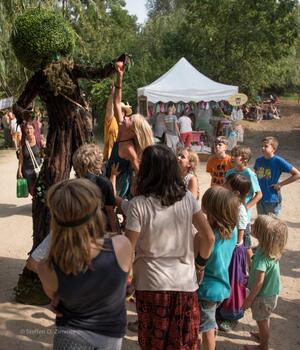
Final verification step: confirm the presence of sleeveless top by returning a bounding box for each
[53,239,128,338]
[105,140,133,198]
[22,143,42,176]
[183,173,200,200]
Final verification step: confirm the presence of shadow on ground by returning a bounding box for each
[0,203,32,218]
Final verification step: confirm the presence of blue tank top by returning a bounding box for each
[105,140,133,198]
[53,239,128,338]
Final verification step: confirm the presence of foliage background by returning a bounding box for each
[1,0,300,134]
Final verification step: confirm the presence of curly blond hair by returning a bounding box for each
[253,215,288,260]
[72,143,103,177]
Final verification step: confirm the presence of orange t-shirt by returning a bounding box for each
[206,154,233,186]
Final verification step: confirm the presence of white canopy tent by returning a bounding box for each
[137,57,238,103]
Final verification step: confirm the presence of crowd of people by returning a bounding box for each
[243,95,281,122]
[10,63,300,350]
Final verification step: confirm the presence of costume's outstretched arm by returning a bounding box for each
[72,53,129,80]
[13,72,41,123]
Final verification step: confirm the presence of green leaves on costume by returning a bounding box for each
[11,8,76,71]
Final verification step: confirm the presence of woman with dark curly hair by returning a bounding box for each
[125,144,214,350]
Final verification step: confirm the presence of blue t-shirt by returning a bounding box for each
[254,155,293,203]
[198,227,237,302]
[225,168,261,220]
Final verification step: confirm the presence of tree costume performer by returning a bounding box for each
[11,8,129,304]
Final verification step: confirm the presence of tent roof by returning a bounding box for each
[137,57,238,103]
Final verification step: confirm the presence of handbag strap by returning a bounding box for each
[25,140,39,169]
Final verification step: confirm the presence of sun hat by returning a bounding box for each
[120,102,132,116]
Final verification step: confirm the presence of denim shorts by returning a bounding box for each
[251,295,278,321]
[199,300,221,332]
[243,223,252,249]
[257,201,281,216]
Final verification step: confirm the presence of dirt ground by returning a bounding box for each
[0,101,299,350]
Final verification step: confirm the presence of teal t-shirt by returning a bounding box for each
[198,227,237,302]
[247,249,280,297]
[226,167,261,221]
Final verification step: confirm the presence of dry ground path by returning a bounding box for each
[0,101,299,349]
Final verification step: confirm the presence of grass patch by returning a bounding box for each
[281,93,298,101]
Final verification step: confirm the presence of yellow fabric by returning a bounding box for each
[103,116,118,160]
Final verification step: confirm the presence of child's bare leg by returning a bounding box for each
[202,329,216,350]
[257,319,270,350]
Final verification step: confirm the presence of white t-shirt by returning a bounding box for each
[178,115,192,133]
[126,191,200,292]
[10,118,21,133]
[238,204,248,230]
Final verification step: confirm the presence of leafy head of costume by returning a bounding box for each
[11,8,76,72]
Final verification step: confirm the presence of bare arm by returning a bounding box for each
[127,145,140,174]
[272,167,300,191]
[193,210,215,261]
[242,271,265,309]
[37,261,58,300]
[112,235,134,273]
[188,175,199,199]
[113,62,125,124]
[125,229,140,250]
[105,86,114,122]
[18,149,24,178]
[246,190,262,210]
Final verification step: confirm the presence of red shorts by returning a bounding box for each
[135,290,200,350]
[180,132,192,148]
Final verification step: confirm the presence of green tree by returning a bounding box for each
[144,0,299,97]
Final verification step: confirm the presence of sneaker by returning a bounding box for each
[218,320,238,332]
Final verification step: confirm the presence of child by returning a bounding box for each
[254,136,300,216]
[196,186,240,350]
[178,149,199,199]
[206,136,233,186]
[217,173,251,332]
[226,145,262,265]
[72,143,119,233]
[8,111,22,150]
[27,143,118,273]
[243,215,288,350]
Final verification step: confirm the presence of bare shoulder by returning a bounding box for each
[112,235,133,273]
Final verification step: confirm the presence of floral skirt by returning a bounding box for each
[135,290,200,350]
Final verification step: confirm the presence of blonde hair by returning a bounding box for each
[187,151,199,174]
[262,136,279,151]
[253,215,288,260]
[132,113,154,155]
[72,143,103,177]
[231,145,252,165]
[202,186,239,240]
[47,178,106,275]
